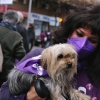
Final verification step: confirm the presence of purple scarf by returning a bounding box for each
[0,21,17,31]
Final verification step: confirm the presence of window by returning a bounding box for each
[42,0,49,9]
[17,0,26,4]
[23,0,26,4]
[18,0,24,3]
[32,0,38,7]
[13,0,18,2]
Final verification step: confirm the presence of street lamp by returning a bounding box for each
[27,0,32,28]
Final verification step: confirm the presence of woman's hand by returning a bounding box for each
[26,86,46,100]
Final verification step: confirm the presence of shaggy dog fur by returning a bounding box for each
[8,44,91,100]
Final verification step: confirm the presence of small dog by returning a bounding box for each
[41,44,91,100]
[8,44,91,100]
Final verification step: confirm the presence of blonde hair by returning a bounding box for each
[17,11,24,22]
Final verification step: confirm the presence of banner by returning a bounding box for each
[0,0,13,4]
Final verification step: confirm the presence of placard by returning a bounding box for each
[0,0,13,4]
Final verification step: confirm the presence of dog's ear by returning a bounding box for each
[41,47,52,70]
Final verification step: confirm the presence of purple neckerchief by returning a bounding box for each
[15,55,49,78]
[0,21,17,31]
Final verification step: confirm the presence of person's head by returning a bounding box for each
[52,9,100,85]
[53,11,100,48]
[2,10,18,25]
[17,11,24,23]
[52,12,100,44]
[29,23,34,29]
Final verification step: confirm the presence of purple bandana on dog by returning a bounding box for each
[15,55,49,77]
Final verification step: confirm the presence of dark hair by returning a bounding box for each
[29,23,34,29]
[52,10,100,86]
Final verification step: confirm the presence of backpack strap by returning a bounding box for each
[0,31,12,41]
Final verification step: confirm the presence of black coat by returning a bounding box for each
[17,22,29,53]
[27,28,35,42]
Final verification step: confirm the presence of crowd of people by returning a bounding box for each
[0,4,100,100]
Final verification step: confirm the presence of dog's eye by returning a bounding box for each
[58,54,63,58]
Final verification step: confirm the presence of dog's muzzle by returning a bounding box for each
[67,62,72,69]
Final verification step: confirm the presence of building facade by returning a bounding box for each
[0,0,75,36]
[3,0,61,36]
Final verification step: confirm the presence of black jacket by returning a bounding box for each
[17,22,29,53]
[27,28,35,42]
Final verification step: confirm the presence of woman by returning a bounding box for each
[40,31,46,48]
[0,6,100,100]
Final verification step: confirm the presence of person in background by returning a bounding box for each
[27,23,35,50]
[17,11,29,53]
[1,4,100,100]
[0,10,26,87]
[40,31,46,48]
[0,13,3,22]
[45,29,52,47]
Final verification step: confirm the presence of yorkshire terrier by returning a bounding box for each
[41,44,91,100]
[8,44,91,100]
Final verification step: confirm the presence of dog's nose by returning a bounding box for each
[67,62,72,68]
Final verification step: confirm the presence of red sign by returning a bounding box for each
[8,8,28,17]
[0,5,7,13]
